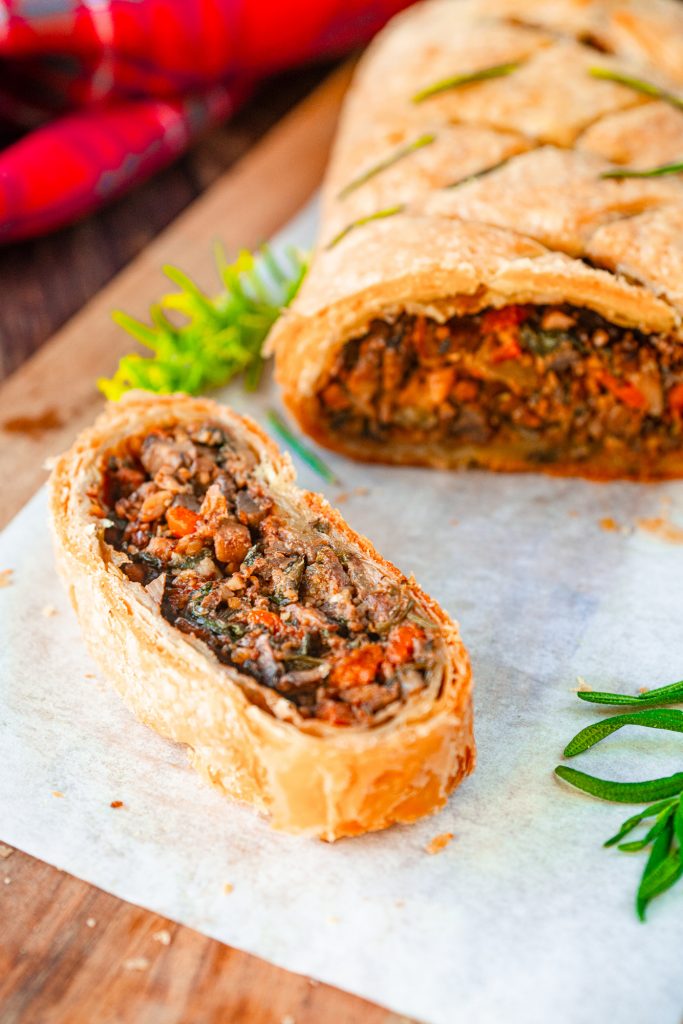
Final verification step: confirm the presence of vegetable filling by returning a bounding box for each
[90,421,439,726]
[317,305,683,472]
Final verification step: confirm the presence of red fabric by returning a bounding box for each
[0,0,411,243]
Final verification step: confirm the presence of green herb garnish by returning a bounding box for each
[338,133,436,199]
[601,160,683,180]
[563,709,683,757]
[555,678,683,919]
[445,154,516,189]
[266,410,339,485]
[413,61,521,103]
[577,678,683,707]
[589,66,683,110]
[555,765,683,803]
[98,244,308,400]
[325,205,405,250]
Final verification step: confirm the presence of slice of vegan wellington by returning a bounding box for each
[267,0,683,480]
[48,393,473,840]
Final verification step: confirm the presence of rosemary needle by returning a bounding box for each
[266,410,339,485]
[577,678,683,708]
[563,709,683,757]
[554,765,683,803]
[325,205,405,250]
[589,66,683,110]
[601,161,683,180]
[413,61,521,103]
[337,133,436,199]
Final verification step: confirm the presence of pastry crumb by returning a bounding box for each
[395,899,405,908]
[41,604,58,618]
[0,569,13,588]
[335,486,368,504]
[4,877,11,885]
[575,677,592,693]
[425,832,454,855]
[123,957,150,972]
[636,515,683,545]
[52,791,64,799]
[152,928,171,946]
[0,844,13,860]
[110,800,124,809]
[86,918,96,928]
[84,673,97,679]
[599,516,619,532]
[223,882,234,895]
[450,518,459,526]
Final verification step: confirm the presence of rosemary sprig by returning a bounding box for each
[556,678,683,919]
[413,61,521,103]
[266,410,339,485]
[337,133,436,199]
[577,678,683,707]
[98,244,308,400]
[325,205,405,250]
[589,66,683,110]
[601,160,683,180]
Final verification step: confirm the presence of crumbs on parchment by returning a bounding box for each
[334,486,369,504]
[0,844,13,860]
[425,832,454,855]
[636,514,683,545]
[152,929,172,946]
[110,800,124,809]
[41,604,58,618]
[0,569,13,588]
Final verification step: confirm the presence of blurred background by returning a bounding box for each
[0,0,412,381]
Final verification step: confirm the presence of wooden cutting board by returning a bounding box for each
[0,64,415,1024]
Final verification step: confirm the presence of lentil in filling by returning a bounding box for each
[317,305,683,472]
[89,421,438,726]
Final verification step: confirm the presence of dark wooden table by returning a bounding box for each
[0,65,412,1024]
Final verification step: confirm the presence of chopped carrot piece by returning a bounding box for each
[247,608,281,632]
[668,382,683,416]
[385,623,423,666]
[166,506,200,537]
[330,645,384,688]
[481,305,528,334]
[489,336,522,363]
[596,371,647,411]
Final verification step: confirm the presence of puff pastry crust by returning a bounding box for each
[268,0,683,478]
[49,393,473,840]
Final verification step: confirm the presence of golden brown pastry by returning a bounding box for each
[268,0,683,479]
[48,392,473,840]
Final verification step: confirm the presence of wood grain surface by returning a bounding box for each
[0,63,416,1024]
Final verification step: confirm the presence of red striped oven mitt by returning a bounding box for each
[0,0,411,243]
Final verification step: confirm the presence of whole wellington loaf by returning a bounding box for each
[269,0,683,479]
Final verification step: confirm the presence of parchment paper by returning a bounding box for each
[1,201,683,1024]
